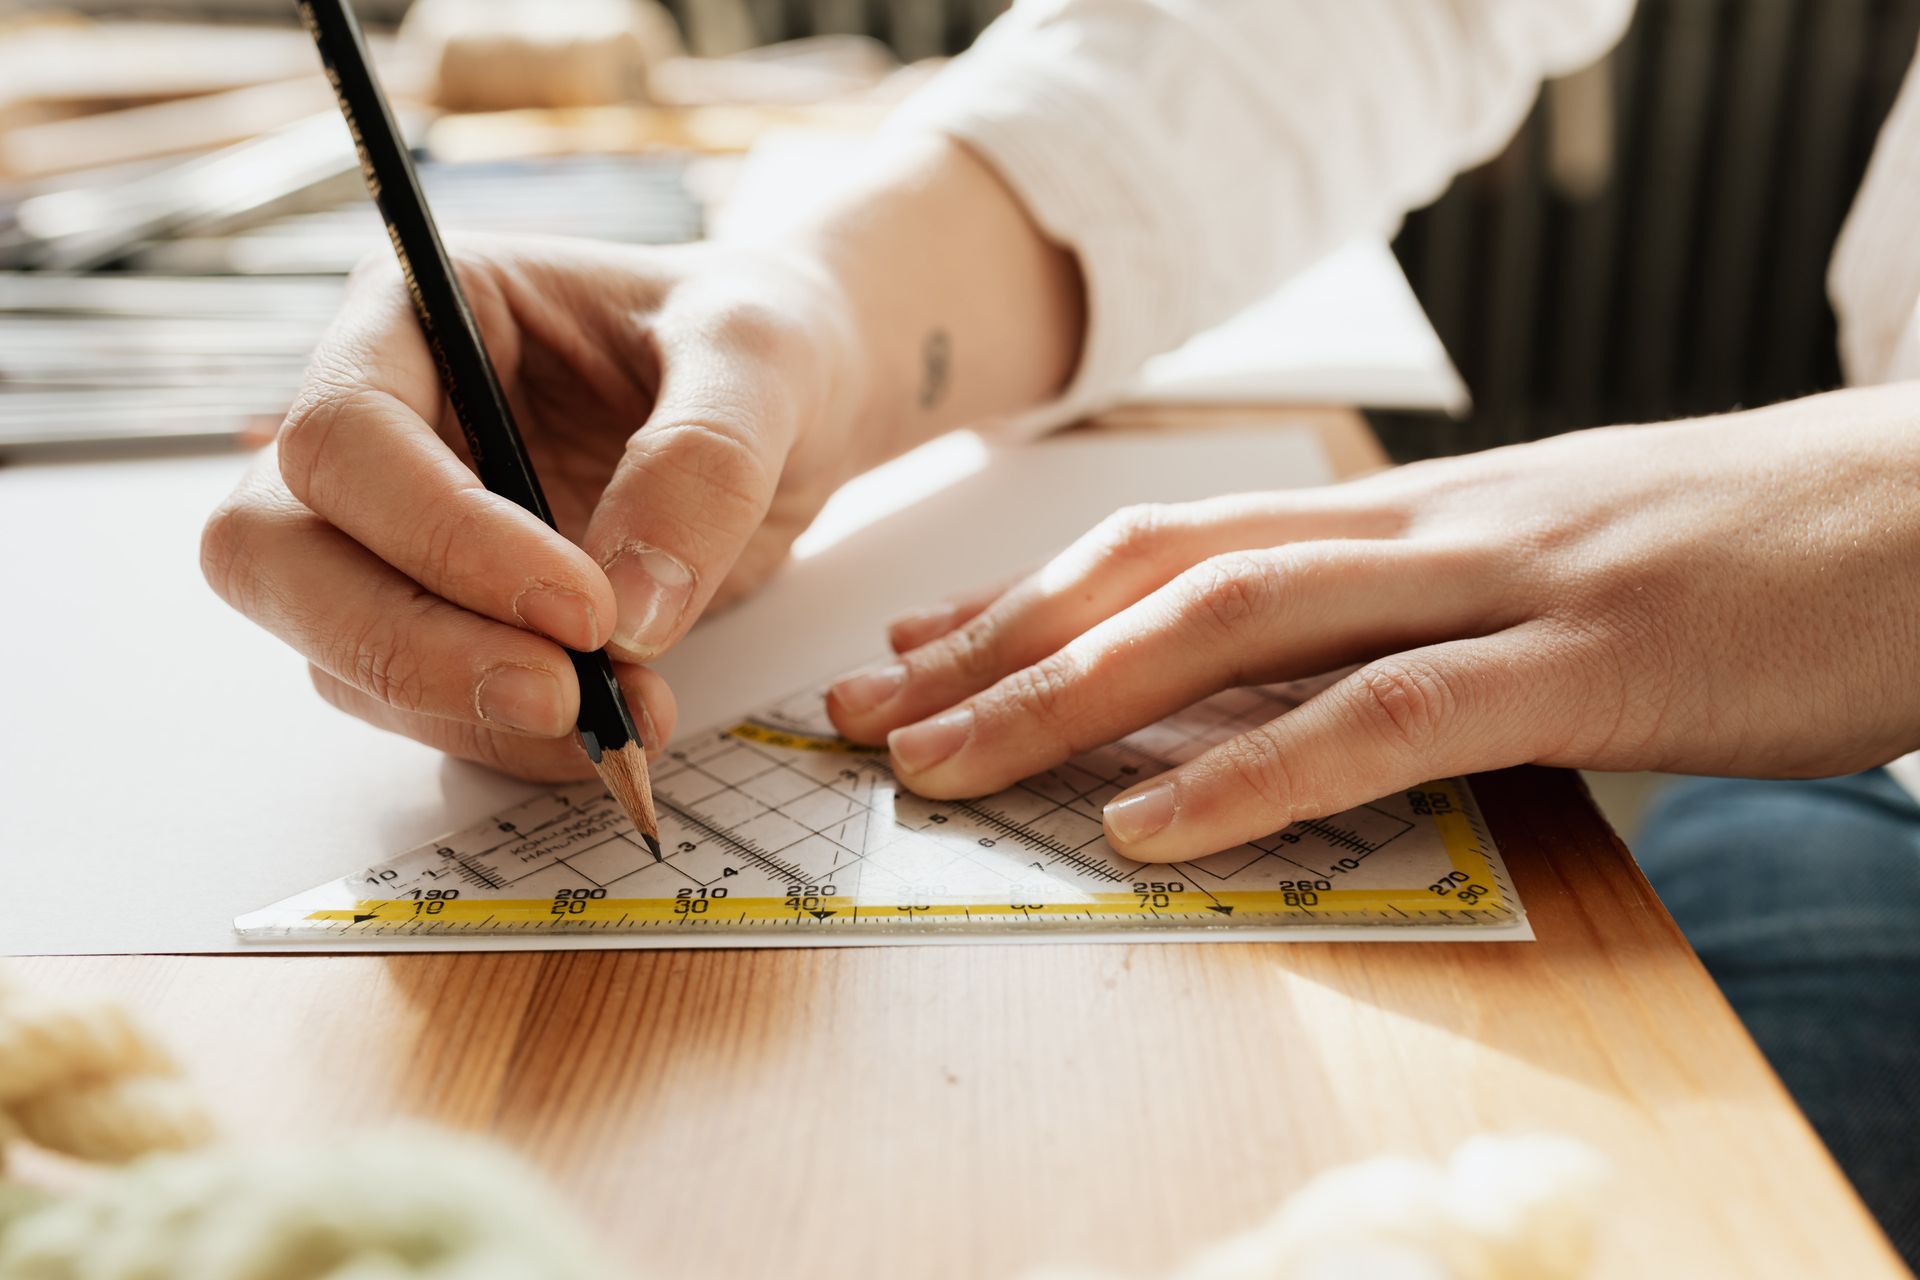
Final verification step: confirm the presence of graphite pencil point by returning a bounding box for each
[591,739,662,858]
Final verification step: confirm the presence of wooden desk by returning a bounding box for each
[14,410,1904,1279]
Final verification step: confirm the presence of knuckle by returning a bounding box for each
[997,657,1080,728]
[200,473,328,619]
[709,299,807,363]
[1214,726,1298,819]
[408,498,490,595]
[330,614,430,715]
[198,497,258,607]
[1085,503,1175,567]
[927,618,1005,685]
[1539,613,1669,761]
[708,302,778,354]
[1352,658,1455,752]
[643,419,776,523]
[275,384,372,506]
[1178,551,1280,636]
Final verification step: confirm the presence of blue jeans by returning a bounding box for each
[1638,771,1920,1267]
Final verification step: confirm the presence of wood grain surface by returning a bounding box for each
[16,769,1903,1278]
[13,412,1905,1278]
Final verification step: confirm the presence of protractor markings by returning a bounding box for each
[1294,818,1385,857]
[952,800,1124,883]
[442,854,506,891]
[1358,803,1416,849]
[659,798,809,885]
[452,793,616,872]
[842,773,881,901]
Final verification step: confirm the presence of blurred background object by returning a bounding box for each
[4,0,1915,461]
[1383,0,1920,461]
[401,0,684,111]
[0,0,910,458]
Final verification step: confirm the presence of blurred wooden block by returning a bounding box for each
[401,0,682,111]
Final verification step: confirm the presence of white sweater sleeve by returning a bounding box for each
[888,0,1635,436]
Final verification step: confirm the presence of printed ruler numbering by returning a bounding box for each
[236,680,1530,946]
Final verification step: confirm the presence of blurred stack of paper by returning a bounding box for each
[1,8,1463,464]
[0,275,342,454]
[126,153,701,275]
[2,115,366,273]
[0,154,701,458]
[0,14,931,459]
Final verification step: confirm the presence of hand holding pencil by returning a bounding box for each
[200,215,886,775]
[291,0,676,848]
[199,5,1085,792]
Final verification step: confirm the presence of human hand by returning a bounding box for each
[828,387,1920,860]
[200,135,1083,781]
[201,234,869,780]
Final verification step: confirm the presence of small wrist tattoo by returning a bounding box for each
[919,328,952,411]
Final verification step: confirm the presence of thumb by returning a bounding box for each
[583,313,802,661]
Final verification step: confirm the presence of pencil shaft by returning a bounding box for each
[297,0,647,773]
[296,0,541,510]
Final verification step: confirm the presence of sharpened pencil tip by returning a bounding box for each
[590,739,661,858]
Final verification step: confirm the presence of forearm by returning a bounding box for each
[863,0,1632,437]
[774,134,1087,467]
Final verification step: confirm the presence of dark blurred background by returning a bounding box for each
[18,0,1920,460]
[1389,0,1920,460]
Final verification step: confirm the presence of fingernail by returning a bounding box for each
[635,698,664,759]
[476,665,568,736]
[1104,782,1176,845]
[603,543,696,659]
[513,586,597,648]
[886,603,955,650]
[889,707,973,774]
[830,663,906,714]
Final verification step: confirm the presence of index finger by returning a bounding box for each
[276,261,617,652]
[1103,628,1577,861]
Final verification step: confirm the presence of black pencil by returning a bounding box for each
[295,0,662,859]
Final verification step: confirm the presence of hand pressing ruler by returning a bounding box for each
[236,680,1529,946]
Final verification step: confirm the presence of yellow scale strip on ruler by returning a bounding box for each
[726,721,888,754]
[306,724,1508,931]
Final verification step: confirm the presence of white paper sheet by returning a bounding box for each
[1,423,1334,955]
